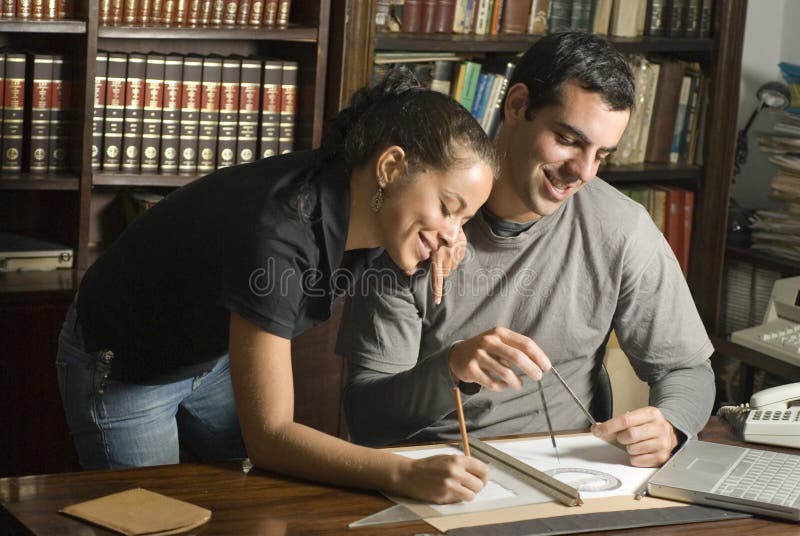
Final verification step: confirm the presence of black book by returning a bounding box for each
[217,57,240,168]
[178,54,203,174]
[160,54,183,174]
[197,56,222,172]
[236,57,261,165]
[91,52,108,171]
[121,53,146,173]
[2,53,27,174]
[101,52,128,171]
[141,53,165,174]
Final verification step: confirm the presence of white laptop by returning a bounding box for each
[648,440,800,522]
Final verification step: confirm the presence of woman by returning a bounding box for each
[56,70,495,503]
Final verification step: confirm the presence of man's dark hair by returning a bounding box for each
[507,31,635,118]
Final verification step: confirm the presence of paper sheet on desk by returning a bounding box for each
[387,433,680,531]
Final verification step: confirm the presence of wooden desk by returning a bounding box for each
[2,418,798,535]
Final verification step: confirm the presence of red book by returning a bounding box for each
[161,0,176,24]
[109,0,123,24]
[124,0,139,24]
[121,53,146,173]
[149,0,162,23]
[57,0,69,17]
[402,0,422,31]
[197,56,222,172]
[99,0,111,24]
[186,0,201,24]
[654,186,684,266]
[433,0,456,33]
[249,0,263,24]
[262,0,276,25]
[48,55,70,173]
[217,57,240,167]
[199,0,213,24]
[278,60,296,155]
[1,0,15,18]
[275,0,289,27]
[2,53,25,173]
[44,0,57,18]
[16,0,31,18]
[210,0,224,23]
[420,0,436,32]
[258,59,281,159]
[91,52,108,171]
[681,189,695,276]
[174,0,188,24]
[27,54,53,174]
[237,0,251,24]
[139,0,152,23]
[222,0,237,24]
[235,57,260,165]
[140,53,165,173]
[0,55,5,168]
[31,0,43,19]
[500,0,532,33]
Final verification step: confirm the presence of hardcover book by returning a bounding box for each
[121,53,146,173]
[525,0,549,34]
[499,0,531,34]
[217,56,240,167]
[160,54,183,174]
[178,55,202,174]
[27,54,53,174]
[102,52,128,171]
[141,53,165,173]
[197,56,222,172]
[92,52,108,170]
[278,60,297,155]
[235,57,260,165]
[258,59,281,160]
[1,53,26,173]
[48,55,69,173]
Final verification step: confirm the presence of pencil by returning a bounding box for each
[453,387,470,457]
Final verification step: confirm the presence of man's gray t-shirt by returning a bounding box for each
[336,179,714,446]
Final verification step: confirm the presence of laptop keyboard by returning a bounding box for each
[713,449,800,507]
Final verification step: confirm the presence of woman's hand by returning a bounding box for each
[430,228,468,304]
[395,454,489,504]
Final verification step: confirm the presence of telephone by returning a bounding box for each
[718,382,800,448]
[731,276,800,365]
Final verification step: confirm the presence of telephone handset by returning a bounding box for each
[717,382,800,449]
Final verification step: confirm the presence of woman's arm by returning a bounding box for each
[228,312,488,504]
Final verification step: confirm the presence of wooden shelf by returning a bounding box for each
[375,32,714,54]
[0,19,86,34]
[92,173,201,187]
[726,247,800,276]
[600,163,702,184]
[711,335,800,382]
[0,176,80,190]
[98,24,318,41]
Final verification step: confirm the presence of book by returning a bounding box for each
[278,60,297,155]
[258,58,281,160]
[420,0,436,33]
[592,0,612,34]
[160,54,183,174]
[276,0,289,27]
[109,0,123,24]
[459,61,481,113]
[610,0,644,37]
[31,0,44,18]
[210,0,224,23]
[525,0,548,34]
[217,56,240,167]
[141,53,165,174]
[186,0,202,24]
[683,0,700,36]
[479,73,502,131]
[102,52,127,172]
[178,55,202,174]
[433,0,456,33]
[698,0,712,38]
[121,53,146,173]
[473,0,492,35]
[2,0,15,17]
[199,0,213,24]
[139,0,153,23]
[235,57,260,165]
[681,189,695,275]
[402,0,422,31]
[27,53,53,174]
[645,59,686,164]
[668,73,692,164]
[91,52,108,171]
[149,0,163,22]
[16,0,32,18]
[654,186,684,266]
[645,0,666,36]
[249,0,263,24]
[547,0,571,34]
[570,0,593,32]
[0,54,5,172]
[666,0,685,37]
[430,60,454,95]
[0,232,73,271]
[1,53,26,173]
[236,0,251,24]
[48,54,69,173]
[44,0,57,19]
[197,56,222,172]
[499,0,531,33]
[483,59,514,140]
[263,0,277,25]
[123,0,138,23]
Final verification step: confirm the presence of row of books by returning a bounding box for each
[0,52,72,175]
[0,0,73,20]
[618,184,694,275]
[373,54,514,139]
[93,51,297,176]
[384,0,712,38]
[100,0,291,28]
[608,56,706,166]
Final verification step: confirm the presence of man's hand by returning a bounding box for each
[448,327,551,391]
[591,406,679,467]
[430,228,467,305]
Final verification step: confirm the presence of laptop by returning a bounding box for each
[647,440,800,522]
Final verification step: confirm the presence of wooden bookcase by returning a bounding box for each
[0,0,332,476]
[328,0,747,342]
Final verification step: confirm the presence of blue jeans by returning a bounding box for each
[56,298,246,469]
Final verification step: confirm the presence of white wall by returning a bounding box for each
[732,0,789,211]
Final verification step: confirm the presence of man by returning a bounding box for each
[336,31,714,468]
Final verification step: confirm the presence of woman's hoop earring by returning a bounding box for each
[371,180,384,213]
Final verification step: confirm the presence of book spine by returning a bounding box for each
[222,0,237,24]
[420,0,436,32]
[698,0,711,38]
[681,189,694,275]
[149,0,162,22]
[249,0,263,23]
[430,60,453,95]
[278,60,297,155]
[102,53,128,171]
[124,0,139,23]
[258,59,281,160]
[44,0,57,18]
[645,0,666,36]
[569,0,593,32]
[547,0,571,33]
[160,54,183,173]
[262,0,277,25]
[121,53,146,173]
[16,0,31,19]
[666,0,685,37]
[139,0,152,23]
[197,57,222,172]
[161,0,176,24]
[0,54,5,170]
[275,0,289,27]
[402,0,421,31]
[178,55,202,174]
[199,0,212,23]
[237,0,251,24]
[92,52,108,170]
[683,0,700,36]
[1,0,16,17]
[235,58,260,165]
[1,53,25,173]
[141,54,165,173]
[57,0,69,17]
[525,0,548,34]
[28,54,53,174]
[174,0,188,24]
[99,0,111,23]
[31,0,43,19]
[109,0,123,24]
[217,57,240,168]
[186,0,201,24]
[499,0,531,34]
[48,55,69,172]
[210,0,224,23]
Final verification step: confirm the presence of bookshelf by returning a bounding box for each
[328,0,747,341]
